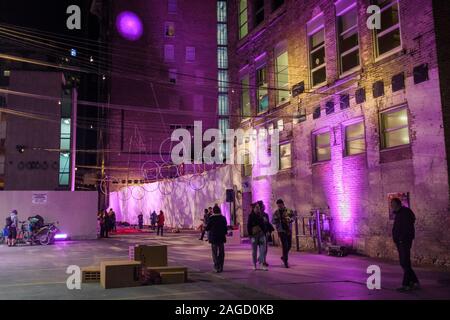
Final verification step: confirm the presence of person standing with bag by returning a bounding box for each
[247,202,268,271]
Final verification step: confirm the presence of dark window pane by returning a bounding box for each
[380,3,399,33]
[340,31,358,53]
[378,28,401,55]
[273,0,284,11]
[311,47,325,68]
[310,30,324,50]
[312,67,326,86]
[342,50,359,73]
[255,0,264,26]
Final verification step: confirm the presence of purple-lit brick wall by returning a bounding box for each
[228,0,450,266]
[107,0,218,183]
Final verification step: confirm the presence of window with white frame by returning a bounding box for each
[241,75,251,118]
[275,48,290,105]
[313,130,331,162]
[344,120,365,156]
[186,46,196,62]
[279,142,292,170]
[374,0,401,57]
[164,44,175,61]
[380,107,410,149]
[308,14,326,87]
[257,65,268,113]
[336,0,360,74]
[239,0,248,39]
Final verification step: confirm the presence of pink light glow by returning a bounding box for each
[116,11,143,41]
[54,234,68,240]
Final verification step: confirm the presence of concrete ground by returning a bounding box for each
[0,231,449,300]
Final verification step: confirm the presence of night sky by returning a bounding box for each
[0,0,103,168]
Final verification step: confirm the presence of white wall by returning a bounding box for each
[109,165,242,229]
[0,191,98,239]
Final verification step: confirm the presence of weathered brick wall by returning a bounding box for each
[229,0,450,266]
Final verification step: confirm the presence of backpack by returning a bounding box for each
[5,217,12,227]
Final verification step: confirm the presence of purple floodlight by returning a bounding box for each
[116,11,143,41]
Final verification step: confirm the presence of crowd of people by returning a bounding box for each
[97,209,116,238]
[201,199,295,273]
[98,209,166,238]
[202,197,418,292]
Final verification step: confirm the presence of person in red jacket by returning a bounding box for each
[157,210,165,236]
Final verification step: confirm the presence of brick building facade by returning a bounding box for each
[106,0,219,185]
[228,0,450,265]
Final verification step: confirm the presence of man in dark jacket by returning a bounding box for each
[391,198,419,291]
[272,199,294,268]
[205,205,228,273]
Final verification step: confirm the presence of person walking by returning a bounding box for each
[138,212,144,230]
[150,211,157,231]
[157,210,165,236]
[5,216,14,247]
[258,200,274,268]
[109,209,117,232]
[8,210,18,247]
[199,208,210,241]
[205,205,228,273]
[247,202,268,271]
[391,198,420,292]
[272,199,294,268]
[98,211,105,238]
[103,210,110,238]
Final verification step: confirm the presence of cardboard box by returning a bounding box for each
[160,271,186,284]
[81,266,100,283]
[129,245,168,267]
[100,260,142,289]
[147,266,188,282]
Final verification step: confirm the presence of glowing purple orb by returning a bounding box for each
[116,11,143,41]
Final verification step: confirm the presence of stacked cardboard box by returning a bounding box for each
[129,244,168,267]
[100,260,142,289]
[147,266,188,282]
[81,266,101,283]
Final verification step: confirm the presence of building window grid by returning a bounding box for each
[375,0,402,58]
[257,66,269,113]
[313,131,331,163]
[380,107,410,149]
[337,4,360,74]
[218,1,229,161]
[344,121,366,156]
[275,51,290,105]
[239,0,249,39]
[279,142,292,170]
[309,28,326,87]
